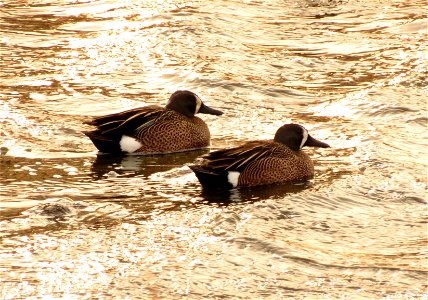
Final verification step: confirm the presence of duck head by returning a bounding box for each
[274,124,330,151]
[166,90,223,118]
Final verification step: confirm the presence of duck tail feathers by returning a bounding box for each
[83,131,123,154]
[189,165,233,191]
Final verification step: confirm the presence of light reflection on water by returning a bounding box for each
[1,0,427,298]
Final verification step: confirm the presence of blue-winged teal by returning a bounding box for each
[83,90,223,154]
[189,124,330,190]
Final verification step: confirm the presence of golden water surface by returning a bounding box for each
[0,0,427,298]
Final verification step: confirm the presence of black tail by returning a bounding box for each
[189,165,233,191]
[83,131,123,154]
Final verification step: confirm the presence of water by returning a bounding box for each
[1,0,427,298]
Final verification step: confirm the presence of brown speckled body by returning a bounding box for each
[134,110,211,153]
[236,141,314,186]
[83,104,214,154]
[196,140,315,187]
[190,124,329,190]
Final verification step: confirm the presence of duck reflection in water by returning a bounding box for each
[199,181,312,205]
[90,149,209,179]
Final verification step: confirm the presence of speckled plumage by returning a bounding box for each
[83,90,222,154]
[190,124,330,190]
[131,110,211,153]
[235,141,314,186]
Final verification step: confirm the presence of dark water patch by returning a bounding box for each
[198,181,312,205]
[368,105,418,117]
[88,150,208,179]
[407,117,428,127]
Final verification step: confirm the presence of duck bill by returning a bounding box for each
[198,103,223,116]
[304,135,330,148]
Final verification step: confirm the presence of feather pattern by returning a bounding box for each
[84,106,163,136]
[83,90,222,154]
[192,140,315,188]
[200,141,275,171]
[83,106,211,154]
[190,123,330,189]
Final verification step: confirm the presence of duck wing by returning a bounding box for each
[83,105,163,136]
[202,141,274,172]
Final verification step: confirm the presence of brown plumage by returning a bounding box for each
[83,90,223,154]
[189,124,330,190]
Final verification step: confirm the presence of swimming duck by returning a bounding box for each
[189,124,330,190]
[83,90,223,154]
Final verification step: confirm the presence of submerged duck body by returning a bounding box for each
[83,90,223,154]
[189,124,330,190]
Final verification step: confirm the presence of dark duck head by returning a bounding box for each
[274,124,330,151]
[165,90,223,118]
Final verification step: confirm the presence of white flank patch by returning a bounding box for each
[119,135,143,153]
[227,171,240,188]
[300,128,308,149]
[195,96,202,114]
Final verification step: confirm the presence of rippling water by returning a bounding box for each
[1,0,427,298]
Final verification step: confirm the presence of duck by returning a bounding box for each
[83,90,223,154]
[189,124,330,190]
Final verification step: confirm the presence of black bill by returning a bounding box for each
[304,135,330,148]
[199,103,223,116]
